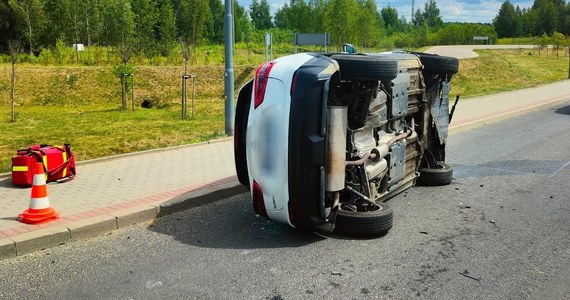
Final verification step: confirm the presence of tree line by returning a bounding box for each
[1,0,567,58]
[493,0,570,38]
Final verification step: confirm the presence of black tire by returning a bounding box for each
[331,54,398,81]
[334,203,393,237]
[416,162,453,186]
[413,52,459,75]
[234,80,253,189]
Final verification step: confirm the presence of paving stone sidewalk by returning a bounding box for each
[0,79,568,260]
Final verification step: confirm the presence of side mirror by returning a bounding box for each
[343,44,356,54]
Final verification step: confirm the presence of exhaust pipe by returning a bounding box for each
[326,106,348,192]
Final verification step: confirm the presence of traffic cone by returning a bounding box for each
[18,162,59,224]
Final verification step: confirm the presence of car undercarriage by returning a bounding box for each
[235,51,459,236]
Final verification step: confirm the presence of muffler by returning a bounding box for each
[326,106,348,192]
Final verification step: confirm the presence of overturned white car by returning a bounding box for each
[234,50,459,236]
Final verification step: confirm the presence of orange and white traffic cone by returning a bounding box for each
[18,162,59,224]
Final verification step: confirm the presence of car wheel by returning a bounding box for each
[331,54,398,81]
[416,162,453,186]
[234,80,253,189]
[413,52,459,75]
[334,203,393,237]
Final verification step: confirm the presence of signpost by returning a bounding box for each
[294,33,330,53]
[265,32,273,61]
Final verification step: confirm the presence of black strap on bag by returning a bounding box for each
[17,144,76,183]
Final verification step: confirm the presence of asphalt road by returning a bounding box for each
[425,45,537,59]
[0,101,569,300]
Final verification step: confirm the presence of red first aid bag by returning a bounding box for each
[11,144,76,186]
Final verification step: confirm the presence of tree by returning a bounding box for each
[537,32,550,55]
[131,0,160,55]
[0,1,14,52]
[413,8,424,27]
[8,0,45,54]
[250,0,272,30]
[8,40,22,122]
[539,0,559,35]
[43,0,74,46]
[307,0,326,32]
[551,31,565,57]
[422,0,443,29]
[354,0,379,48]
[205,0,224,43]
[381,5,403,34]
[233,0,253,42]
[157,0,177,55]
[325,0,356,49]
[493,0,522,38]
[274,0,311,33]
[177,0,209,45]
[521,8,540,36]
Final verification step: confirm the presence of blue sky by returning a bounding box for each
[237,0,535,24]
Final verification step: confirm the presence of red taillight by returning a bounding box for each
[290,72,298,94]
[254,61,276,109]
[252,180,269,219]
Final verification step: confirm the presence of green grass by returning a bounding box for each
[452,49,568,98]
[0,49,568,173]
[0,103,226,172]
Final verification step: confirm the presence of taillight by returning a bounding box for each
[290,71,298,94]
[254,61,276,109]
[252,180,269,219]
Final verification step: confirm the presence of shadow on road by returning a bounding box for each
[0,177,28,189]
[554,105,570,115]
[147,193,327,249]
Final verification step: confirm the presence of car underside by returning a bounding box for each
[235,50,459,236]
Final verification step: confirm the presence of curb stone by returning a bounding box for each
[0,178,245,261]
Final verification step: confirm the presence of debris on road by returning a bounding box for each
[460,270,481,281]
[331,271,342,276]
[420,231,429,234]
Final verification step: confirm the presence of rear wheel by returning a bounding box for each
[331,54,398,81]
[334,202,393,237]
[416,162,453,186]
[413,52,459,75]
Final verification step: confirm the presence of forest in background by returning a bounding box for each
[1,0,569,63]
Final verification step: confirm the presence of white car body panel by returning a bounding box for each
[246,53,315,226]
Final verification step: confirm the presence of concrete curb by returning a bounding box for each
[0,178,245,261]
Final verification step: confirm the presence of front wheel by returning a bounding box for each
[416,162,453,186]
[334,203,393,237]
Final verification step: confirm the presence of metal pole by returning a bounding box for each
[568,46,570,79]
[224,0,235,136]
[131,74,134,111]
[182,75,188,120]
[192,76,196,118]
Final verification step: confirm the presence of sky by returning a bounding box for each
[237,0,535,24]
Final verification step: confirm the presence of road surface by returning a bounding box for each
[425,45,536,59]
[0,100,568,299]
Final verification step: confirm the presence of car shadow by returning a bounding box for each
[554,105,570,115]
[147,194,327,250]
